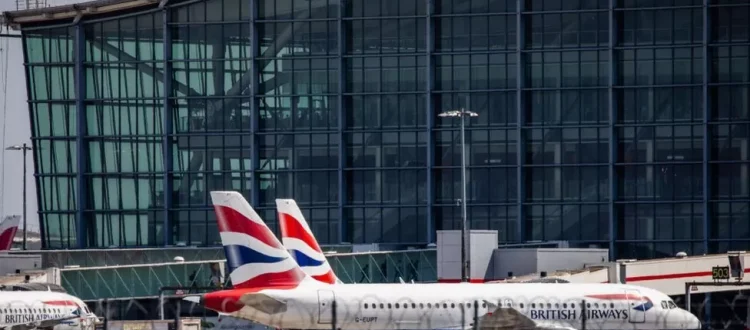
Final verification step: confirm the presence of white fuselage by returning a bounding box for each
[0,291,96,330]
[226,283,700,330]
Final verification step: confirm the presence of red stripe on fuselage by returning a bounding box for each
[278,212,321,253]
[44,300,77,306]
[444,267,750,283]
[204,289,257,313]
[214,205,283,250]
[585,294,645,300]
[204,285,298,314]
[437,279,486,283]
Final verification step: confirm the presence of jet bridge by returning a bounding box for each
[493,251,750,296]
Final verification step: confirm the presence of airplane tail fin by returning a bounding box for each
[276,199,340,285]
[210,191,313,289]
[0,215,21,251]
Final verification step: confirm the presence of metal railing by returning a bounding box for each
[15,0,48,10]
[61,260,227,301]
[60,249,438,300]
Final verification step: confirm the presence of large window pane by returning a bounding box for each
[617,203,703,241]
[345,19,425,55]
[525,12,608,49]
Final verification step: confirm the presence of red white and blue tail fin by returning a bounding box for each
[276,199,342,284]
[210,191,314,289]
[0,215,21,251]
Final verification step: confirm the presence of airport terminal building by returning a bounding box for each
[3,0,750,260]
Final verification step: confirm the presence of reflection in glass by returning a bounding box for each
[21,0,750,255]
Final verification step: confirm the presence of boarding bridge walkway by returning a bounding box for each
[6,248,437,301]
[494,253,750,296]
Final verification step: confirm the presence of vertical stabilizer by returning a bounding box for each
[209,191,313,288]
[276,199,341,284]
[0,215,21,251]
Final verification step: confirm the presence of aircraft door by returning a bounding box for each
[626,289,646,323]
[317,290,336,324]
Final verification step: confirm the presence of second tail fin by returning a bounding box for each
[0,215,21,251]
[276,199,341,284]
[210,191,312,289]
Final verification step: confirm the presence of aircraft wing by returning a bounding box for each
[1,313,80,330]
[477,301,576,330]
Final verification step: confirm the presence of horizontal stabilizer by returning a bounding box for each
[239,293,288,315]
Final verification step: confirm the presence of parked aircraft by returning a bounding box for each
[0,216,20,251]
[0,289,99,330]
[276,199,419,285]
[188,191,701,330]
[276,199,341,284]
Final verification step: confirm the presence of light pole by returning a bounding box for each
[6,143,33,250]
[438,108,478,283]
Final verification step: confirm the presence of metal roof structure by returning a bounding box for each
[1,0,158,28]
[0,282,68,293]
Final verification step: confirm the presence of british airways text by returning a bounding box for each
[5,313,69,324]
[529,309,629,320]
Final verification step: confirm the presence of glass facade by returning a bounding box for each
[21,0,750,258]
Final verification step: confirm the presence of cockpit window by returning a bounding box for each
[661,301,668,309]
[668,301,677,309]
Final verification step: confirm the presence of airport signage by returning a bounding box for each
[712,266,730,280]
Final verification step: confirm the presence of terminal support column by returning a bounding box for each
[701,0,712,325]
[515,0,525,243]
[701,0,711,255]
[249,0,260,209]
[425,0,435,243]
[607,0,618,259]
[75,22,87,248]
[337,0,347,243]
[162,7,173,246]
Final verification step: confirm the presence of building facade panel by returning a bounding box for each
[20,0,750,258]
[25,27,79,249]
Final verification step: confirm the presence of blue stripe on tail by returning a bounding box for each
[223,245,287,272]
[290,249,324,267]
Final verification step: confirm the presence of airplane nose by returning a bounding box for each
[691,314,702,329]
[685,310,701,329]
